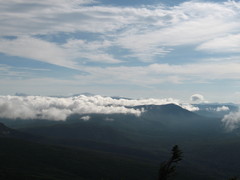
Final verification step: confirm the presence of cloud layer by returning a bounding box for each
[1,0,240,103]
[0,0,240,66]
[0,95,198,121]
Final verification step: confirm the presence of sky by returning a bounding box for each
[0,0,240,103]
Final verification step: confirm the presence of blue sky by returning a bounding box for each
[0,0,240,103]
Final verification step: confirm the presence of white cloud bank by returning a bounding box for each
[0,95,198,121]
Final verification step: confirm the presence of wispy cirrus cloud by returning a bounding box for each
[63,39,121,64]
[115,1,240,60]
[0,37,76,68]
[0,0,131,36]
[197,34,240,53]
[0,36,122,67]
[1,0,240,64]
[76,61,240,86]
[1,58,240,99]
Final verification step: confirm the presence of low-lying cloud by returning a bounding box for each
[202,106,230,112]
[216,106,230,112]
[222,110,240,132]
[0,95,198,121]
[80,115,91,121]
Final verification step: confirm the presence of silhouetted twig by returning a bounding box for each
[158,145,183,180]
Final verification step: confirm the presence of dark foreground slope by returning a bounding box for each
[0,137,159,180]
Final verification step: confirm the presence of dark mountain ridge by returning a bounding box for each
[135,103,197,116]
[0,103,239,179]
[0,122,11,136]
[16,104,223,151]
[0,122,34,140]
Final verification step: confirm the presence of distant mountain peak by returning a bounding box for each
[135,103,188,112]
[133,103,200,119]
[73,92,95,97]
